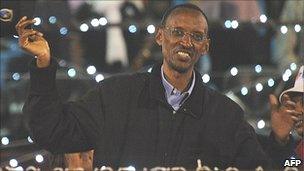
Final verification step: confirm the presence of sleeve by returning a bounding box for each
[232,118,273,169]
[23,58,103,154]
[257,132,295,169]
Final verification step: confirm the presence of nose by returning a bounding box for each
[180,33,193,48]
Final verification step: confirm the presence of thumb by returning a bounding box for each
[281,94,291,106]
[269,94,279,113]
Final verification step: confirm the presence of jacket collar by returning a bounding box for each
[149,62,205,119]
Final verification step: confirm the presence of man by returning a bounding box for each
[261,66,303,167]
[277,66,303,143]
[18,4,274,170]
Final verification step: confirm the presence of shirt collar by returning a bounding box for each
[149,62,206,119]
[161,65,196,98]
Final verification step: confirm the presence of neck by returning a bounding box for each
[163,65,193,92]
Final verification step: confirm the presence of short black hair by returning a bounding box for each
[161,3,209,27]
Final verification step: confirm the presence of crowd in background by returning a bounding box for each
[1,0,303,150]
[0,0,303,170]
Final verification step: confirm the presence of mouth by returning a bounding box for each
[176,51,192,61]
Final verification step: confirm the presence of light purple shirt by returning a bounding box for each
[161,66,195,111]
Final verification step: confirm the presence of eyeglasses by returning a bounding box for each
[163,26,208,43]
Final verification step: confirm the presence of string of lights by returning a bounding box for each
[11,14,302,39]
[5,62,300,98]
[1,4,303,170]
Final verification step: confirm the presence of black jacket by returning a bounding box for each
[23,59,272,170]
[258,132,301,168]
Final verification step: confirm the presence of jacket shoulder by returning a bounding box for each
[202,84,244,118]
[96,72,150,96]
[99,72,149,86]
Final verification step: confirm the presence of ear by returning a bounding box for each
[155,27,163,46]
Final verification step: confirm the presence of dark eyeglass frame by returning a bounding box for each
[163,26,208,43]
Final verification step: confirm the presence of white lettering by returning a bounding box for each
[284,160,291,167]
[26,166,40,171]
[284,159,302,167]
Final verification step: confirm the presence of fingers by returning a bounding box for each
[281,94,291,102]
[295,113,303,134]
[15,16,27,29]
[285,109,302,120]
[282,101,296,111]
[291,116,302,123]
[18,19,35,31]
[295,120,303,136]
[281,94,295,106]
[295,120,303,127]
[19,30,43,48]
[288,110,303,125]
[286,109,303,116]
[15,16,36,35]
[281,94,296,109]
[269,94,279,112]
[20,30,43,39]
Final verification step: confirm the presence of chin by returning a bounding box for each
[168,61,192,73]
[170,64,191,73]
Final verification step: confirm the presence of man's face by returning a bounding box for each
[291,94,304,137]
[156,9,209,74]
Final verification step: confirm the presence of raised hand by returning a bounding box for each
[15,16,51,68]
[269,94,302,144]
